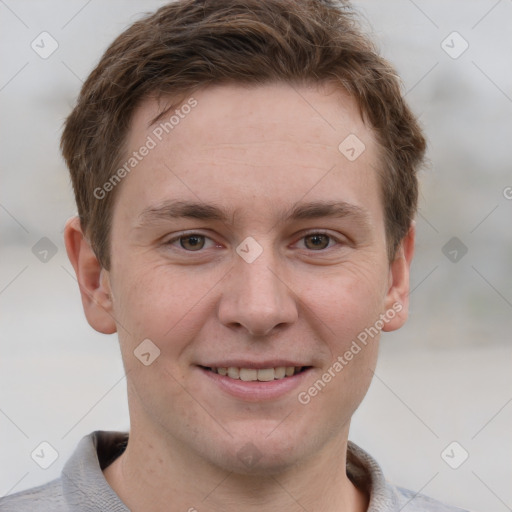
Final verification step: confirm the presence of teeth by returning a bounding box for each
[211,366,303,381]
[227,367,239,379]
[239,368,258,381]
[274,366,286,379]
[257,368,275,382]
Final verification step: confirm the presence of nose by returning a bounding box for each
[217,246,298,337]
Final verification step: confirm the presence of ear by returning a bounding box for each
[381,222,415,332]
[64,216,117,334]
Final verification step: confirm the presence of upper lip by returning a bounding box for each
[198,360,310,369]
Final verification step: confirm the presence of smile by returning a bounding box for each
[203,366,309,381]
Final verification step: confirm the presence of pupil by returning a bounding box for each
[307,234,328,250]
[182,235,204,250]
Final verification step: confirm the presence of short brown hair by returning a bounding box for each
[61,0,426,269]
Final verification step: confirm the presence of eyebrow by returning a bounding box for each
[136,199,371,228]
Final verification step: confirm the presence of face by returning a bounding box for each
[84,83,411,474]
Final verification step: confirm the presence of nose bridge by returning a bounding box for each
[237,239,285,310]
[218,237,298,336]
[242,251,281,302]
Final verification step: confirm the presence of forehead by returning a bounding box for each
[115,82,382,226]
[133,82,372,153]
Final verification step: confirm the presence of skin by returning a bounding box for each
[65,82,414,512]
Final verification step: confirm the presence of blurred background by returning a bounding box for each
[0,1,511,510]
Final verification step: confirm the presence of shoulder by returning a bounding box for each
[393,486,471,512]
[0,478,67,512]
[346,441,472,512]
[0,430,129,512]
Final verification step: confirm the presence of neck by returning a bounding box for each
[103,423,368,512]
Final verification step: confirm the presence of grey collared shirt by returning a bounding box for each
[0,431,469,511]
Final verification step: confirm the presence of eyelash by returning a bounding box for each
[164,230,345,253]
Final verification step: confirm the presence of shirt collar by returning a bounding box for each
[61,431,400,512]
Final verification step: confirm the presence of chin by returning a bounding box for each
[218,448,300,477]
[203,426,312,476]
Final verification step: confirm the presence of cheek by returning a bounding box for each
[111,262,219,359]
[113,273,174,342]
[296,338,378,440]
[297,260,389,346]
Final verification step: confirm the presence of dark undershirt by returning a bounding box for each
[97,431,129,471]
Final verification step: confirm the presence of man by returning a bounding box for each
[0,0,469,510]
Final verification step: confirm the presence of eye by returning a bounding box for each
[166,233,217,251]
[299,232,341,251]
[180,234,205,251]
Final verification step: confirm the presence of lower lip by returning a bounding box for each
[198,367,312,402]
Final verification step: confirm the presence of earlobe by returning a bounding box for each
[382,222,415,332]
[64,216,117,334]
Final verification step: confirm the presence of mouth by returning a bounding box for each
[199,365,311,382]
